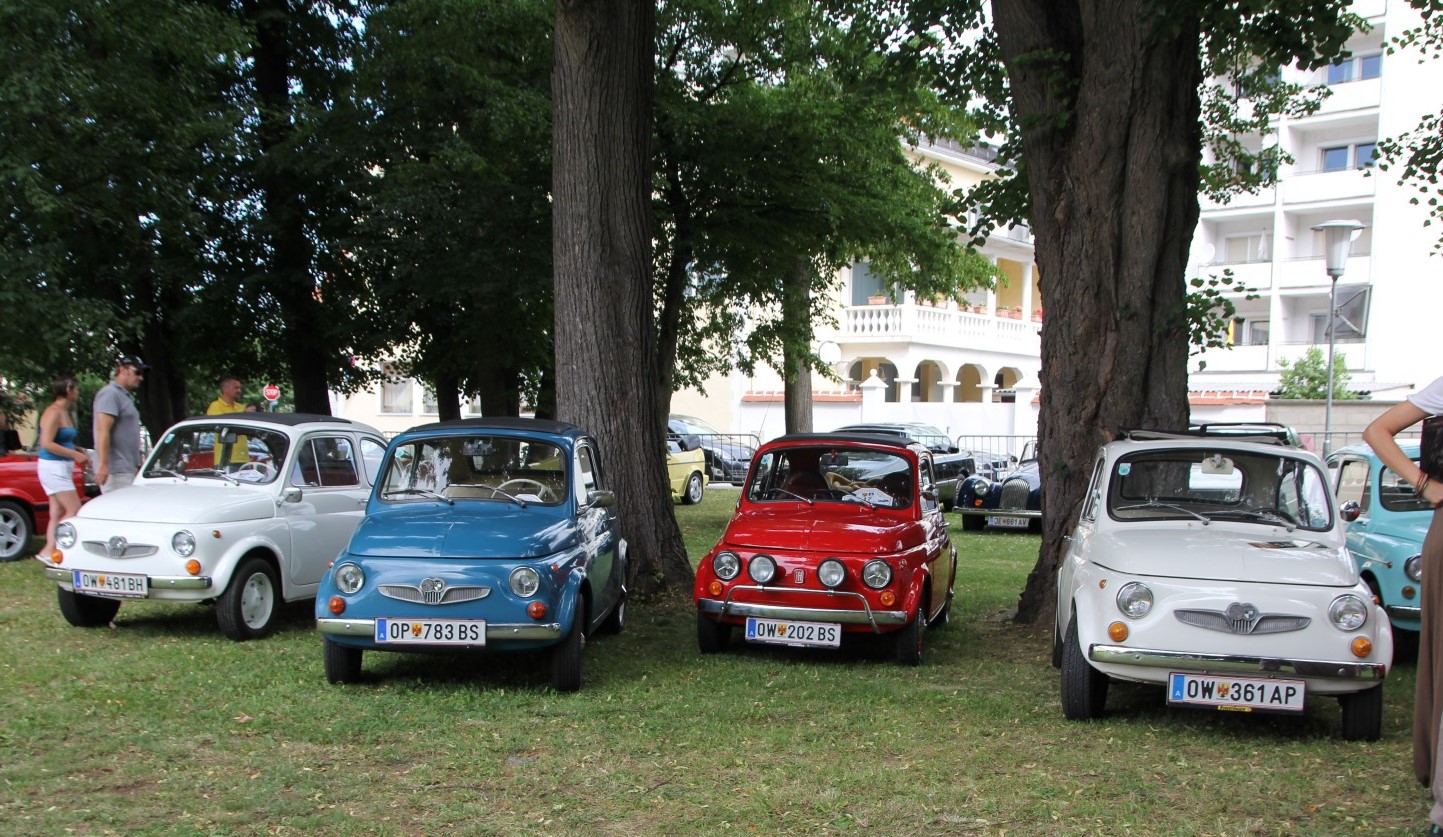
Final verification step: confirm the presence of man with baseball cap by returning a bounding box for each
[93,355,147,492]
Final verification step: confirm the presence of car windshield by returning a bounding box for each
[746,445,913,509]
[380,435,567,505]
[1108,449,1332,531]
[1381,461,1434,513]
[145,424,291,484]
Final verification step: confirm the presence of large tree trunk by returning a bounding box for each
[994,1,1197,626]
[553,0,692,595]
[781,258,813,434]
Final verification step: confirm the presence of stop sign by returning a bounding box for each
[263,384,281,402]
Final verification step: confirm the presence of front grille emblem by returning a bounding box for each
[420,577,446,605]
[793,568,805,584]
[107,536,128,559]
[1226,602,1260,633]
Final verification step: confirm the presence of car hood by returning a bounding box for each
[347,503,578,559]
[75,483,277,524]
[1089,527,1356,586]
[1365,510,1433,545]
[722,506,920,555]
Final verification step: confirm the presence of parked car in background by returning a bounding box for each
[1328,442,1429,645]
[1056,428,1391,740]
[667,436,708,505]
[316,418,627,692]
[44,414,386,640]
[956,455,1041,532]
[832,422,972,510]
[694,432,956,664]
[0,451,95,561]
[668,414,755,486]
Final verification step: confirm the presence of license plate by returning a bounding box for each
[988,515,1030,529]
[744,617,841,648]
[1167,672,1305,713]
[72,569,148,599]
[375,618,486,646]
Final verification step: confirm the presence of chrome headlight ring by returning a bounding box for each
[334,562,365,595]
[171,530,196,557]
[510,566,541,598]
[748,554,777,584]
[712,551,741,581]
[817,559,846,589]
[1115,582,1153,619]
[861,559,892,590]
[56,522,77,549]
[1329,593,1369,632]
[1406,554,1423,583]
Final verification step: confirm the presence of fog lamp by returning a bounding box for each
[527,601,548,619]
[185,559,201,576]
[327,596,346,615]
[1108,621,1129,642]
[748,554,777,584]
[1351,637,1373,658]
[879,590,896,607]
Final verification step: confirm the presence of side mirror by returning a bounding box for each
[586,489,615,508]
[282,486,304,504]
[1339,500,1362,523]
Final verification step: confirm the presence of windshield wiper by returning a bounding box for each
[149,468,187,481]
[382,487,453,505]
[187,468,238,485]
[839,490,875,509]
[474,484,530,508]
[770,487,814,505]
[1115,500,1209,524]
[1211,508,1297,531]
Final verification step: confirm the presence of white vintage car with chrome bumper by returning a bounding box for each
[1056,429,1392,740]
[43,413,385,640]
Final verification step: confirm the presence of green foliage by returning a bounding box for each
[1275,346,1359,400]
[1185,270,1260,358]
[1377,2,1443,251]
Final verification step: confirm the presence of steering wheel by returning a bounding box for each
[235,461,275,480]
[498,478,558,502]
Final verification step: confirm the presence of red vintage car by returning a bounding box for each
[0,451,94,561]
[693,432,957,664]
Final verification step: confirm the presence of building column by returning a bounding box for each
[859,370,887,421]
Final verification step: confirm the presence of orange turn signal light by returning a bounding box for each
[185,559,201,576]
[879,591,896,607]
[527,601,547,620]
[211,530,221,539]
[1404,585,1418,600]
[1351,637,1373,658]
[49,550,63,565]
[1107,621,1129,642]
[327,596,346,615]
[708,580,723,597]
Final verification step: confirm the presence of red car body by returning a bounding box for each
[693,433,957,664]
[0,453,94,561]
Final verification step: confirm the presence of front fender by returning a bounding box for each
[209,530,289,599]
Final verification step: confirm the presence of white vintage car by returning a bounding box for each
[1056,429,1392,740]
[43,413,386,640]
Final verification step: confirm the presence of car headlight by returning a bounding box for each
[56,522,76,549]
[861,559,892,589]
[334,562,365,594]
[1115,582,1153,619]
[510,566,541,598]
[817,559,846,589]
[712,551,741,580]
[1406,554,1423,583]
[171,530,196,557]
[963,476,990,496]
[748,554,777,584]
[1329,594,1369,631]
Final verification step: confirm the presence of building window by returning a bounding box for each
[1320,142,1377,172]
[1245,320,1269,346]
[421,389,438,414]
[1327,52,1382,84]
[1223,232,1269,263]
[1311,313,1363,343]
[380,369,412,414]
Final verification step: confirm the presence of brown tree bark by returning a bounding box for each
[993,1,1196,626]
[782,258,814,435]
[552,0,692,594]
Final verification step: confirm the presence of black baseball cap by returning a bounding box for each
[117,355,150,371]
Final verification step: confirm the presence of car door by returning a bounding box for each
[573,441,620,628]
[282,433,374,588]
[918,454,954,618]
[1332,456,1377,562]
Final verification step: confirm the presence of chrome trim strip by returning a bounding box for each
[377,584,492,605]
[697,591,907,631]
[316,618,561,641]
[1386,604,1422,619]
[1089,644,1386,680]
[956,508,1041,518]
[81,541,159,559]
[42,566,210,590]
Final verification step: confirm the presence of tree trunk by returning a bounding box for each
[553,0,692,595]
[434,373,461,422]
[994,1,1197,626]
[782,258,814,434]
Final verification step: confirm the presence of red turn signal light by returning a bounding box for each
[1351,637,1373,658]
[527,601,548,620]
[327,596,346,615]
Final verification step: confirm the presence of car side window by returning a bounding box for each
[920,457,937,512]
[1080,457,1106,521]
[575,445,600,503]
[360,437,386,485]
[291,437,360,488]
[1335,458,1370,514]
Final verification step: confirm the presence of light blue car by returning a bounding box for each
[1329,442,1429,639]
[315,418,627,692]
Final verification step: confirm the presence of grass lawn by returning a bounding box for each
[0,489,1426,836]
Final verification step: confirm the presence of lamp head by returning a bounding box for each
[1311,219,1365,277]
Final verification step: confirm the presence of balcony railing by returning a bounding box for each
[841,302,1041,354]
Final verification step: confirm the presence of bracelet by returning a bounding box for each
[1420,473,1434,496]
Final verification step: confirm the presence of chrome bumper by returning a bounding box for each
[697,588,907,632]
[43,566,213,591]
[956,508,1041,518]
[1089,644,1387,681]
[316,618,562,641]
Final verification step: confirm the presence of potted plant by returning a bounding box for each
[867,294,888,305]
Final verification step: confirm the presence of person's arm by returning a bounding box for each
[94,412,115,484]
[1362,400,1442,507]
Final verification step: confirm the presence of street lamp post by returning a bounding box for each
[1310,220,1365,455]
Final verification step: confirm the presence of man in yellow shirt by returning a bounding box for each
[206,376,249,466]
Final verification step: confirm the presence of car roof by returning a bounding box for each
[1105,434,1322,462]
[1331,441,1422,458]
[398,416,589,440]
[765,432,922,453]
[174,412,382,436]
[1125,426,1294,446]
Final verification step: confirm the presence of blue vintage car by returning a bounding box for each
[956,456,1042,532]
[1328,442,1430,640]
[315,418,627,692]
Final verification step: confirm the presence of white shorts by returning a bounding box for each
[37,458,76,496]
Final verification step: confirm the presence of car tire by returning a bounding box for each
[217,556,280,641]
[696,612,731,653]
[0,500,33,561]
[1339,685,1384,742]
[681,473,705,505]
[894,613,924,666]
[323,639,362,684]
[597,592,626,636]
[1060,614,1108,720]
[57,586,121,628]
[960,514,985,532]
[551,618,584,692]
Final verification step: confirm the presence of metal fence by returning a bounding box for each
[954,435,1036,461]
[954,430,1423,462]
